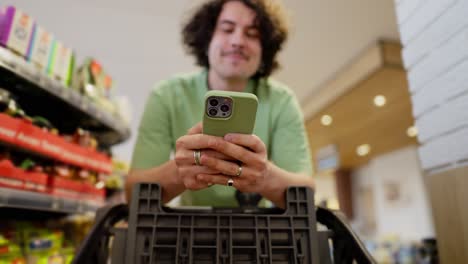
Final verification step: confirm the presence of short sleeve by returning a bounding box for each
[130,83,173,169]
[269,94,313,175]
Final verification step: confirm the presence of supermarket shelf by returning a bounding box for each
[0,46,130,146]
[0,187,101,215]
[0,113,112,173]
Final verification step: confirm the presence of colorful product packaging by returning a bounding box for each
[0,234,26,264]
[48,41,75,87]
[23,229,67,264]
[72,58,104,98]
[0,6,35,58]
[27,25,54,71]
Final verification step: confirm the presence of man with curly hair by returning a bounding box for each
[126,0,314,208]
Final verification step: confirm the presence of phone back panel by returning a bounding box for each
[203,90,258,137]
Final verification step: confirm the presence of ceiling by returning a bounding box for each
[306,42,418,171]
[4,0,401,161]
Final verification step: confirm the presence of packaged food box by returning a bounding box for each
[27,25,54,71]
[48,40,75,86]
[0,6,35,57]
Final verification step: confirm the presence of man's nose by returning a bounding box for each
[230,30,246,47]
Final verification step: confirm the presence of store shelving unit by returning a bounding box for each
[0,187,101,215]
[0,46,129,217]
[0,46,130,146]
[0,113,112,173]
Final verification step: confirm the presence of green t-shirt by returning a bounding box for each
[131,70,312,207]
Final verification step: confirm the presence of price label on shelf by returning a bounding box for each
[77,202,84,213]
[51,199,60,210]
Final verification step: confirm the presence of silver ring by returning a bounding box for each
[235,164,242,177]
[227,178,234,187]
[194,150,201,166]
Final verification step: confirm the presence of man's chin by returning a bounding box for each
[222,71,253,80]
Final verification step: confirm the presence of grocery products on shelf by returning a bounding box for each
[48,41,74,87]
[0,157,106,205]
[0,45,124,207]
[104,159,129,204]
[0,5,131,132]
[0,45,130,145]
[27,25,54,71]
[0,216,96,264]
[0,6,75,87]
[0,6,35,58]
[0,91,112,174]
[73,58,117,116]
[0,5,131,263]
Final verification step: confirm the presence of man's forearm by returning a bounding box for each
[125,160,186,203]
[260,162,315,209]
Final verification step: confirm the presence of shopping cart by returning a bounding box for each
[73,183,375,263]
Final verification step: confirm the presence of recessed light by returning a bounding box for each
[356,144,371,156]
[407,126,418,137]
[320,115,333,126]
[373,95,386,107]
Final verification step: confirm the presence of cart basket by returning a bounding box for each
[73,183,375,264]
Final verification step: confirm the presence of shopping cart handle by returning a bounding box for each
[73,184,377,264]
[72,203,128,264]
[316,206,376,264]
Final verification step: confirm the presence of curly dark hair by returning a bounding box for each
[182,0,288,79]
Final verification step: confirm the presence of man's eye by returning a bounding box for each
[219,26,234,33]
[246,29,259,38]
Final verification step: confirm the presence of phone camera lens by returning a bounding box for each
[209,108,218,116]
[209,98,219,107]
[220,105,229,112]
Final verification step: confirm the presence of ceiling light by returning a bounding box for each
[356,144,371,156]
[373,95,386,107]
[407,126,418,137]
[320,115,333,126]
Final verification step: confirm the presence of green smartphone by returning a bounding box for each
[203,90,258,137]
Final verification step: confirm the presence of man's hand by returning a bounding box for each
[175,126,313,209]
[195,133,271,193]
[174,123,232,190]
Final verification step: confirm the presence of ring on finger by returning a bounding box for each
[194,150,201,166]
[235,164,242,177]
[227,178,234,187]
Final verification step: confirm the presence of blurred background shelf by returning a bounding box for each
[0,47,130,147]
[0,113,112,173]
[0,187,101,217]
